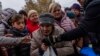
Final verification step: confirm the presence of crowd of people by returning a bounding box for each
[0,0,100,56]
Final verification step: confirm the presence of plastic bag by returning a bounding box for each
[80,47,96,56]
[43,46,56,56]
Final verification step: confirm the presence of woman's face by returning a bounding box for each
[30,12,38,23]
[51,6,62,19]
[40,24,53,36]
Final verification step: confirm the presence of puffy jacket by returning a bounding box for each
[57,0,100,41]
[54,14,75,32]
[26,19,39,33]
[31,26,74,56]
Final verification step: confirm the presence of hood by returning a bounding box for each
[83,0,94,9]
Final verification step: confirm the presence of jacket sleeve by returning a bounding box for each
[55,41,74,56]
[54,27,74,56]
[57,1,100,41]
[0,36,24,45]
[31,34,40,56]
[68,17,76,29]
[56,46,74,56]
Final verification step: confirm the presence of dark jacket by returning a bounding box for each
[57,0,100,53]
[7,27,30,56]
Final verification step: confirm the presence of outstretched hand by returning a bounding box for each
[21,35,31,44]
[41,43,48,51]
[5,34,13,37]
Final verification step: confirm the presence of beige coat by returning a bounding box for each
[31,26,74,56]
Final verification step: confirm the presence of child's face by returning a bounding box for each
[12,18,25,31]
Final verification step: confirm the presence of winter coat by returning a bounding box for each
[31,26,74,56]
[0,36,24,45]
[0,21,6,36]
[0,21,24,56]
[54,14,75,32]
[6,27,30,56]
[56,0,100,42]
[26,19,39,33]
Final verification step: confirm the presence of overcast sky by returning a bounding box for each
[0,0,78,12]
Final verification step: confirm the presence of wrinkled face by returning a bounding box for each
[12,18,25,31]
[51,6,62,19]
[30,12,38,23]
[40,24,53,36]
[71,9,80,16]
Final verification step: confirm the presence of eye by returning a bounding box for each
[17,22,20,25]
[53,9,60,13]
[21,22,25,24]
[45,25,50,27]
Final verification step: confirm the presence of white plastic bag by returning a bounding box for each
[43,46,57,56]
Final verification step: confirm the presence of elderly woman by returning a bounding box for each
[26,10,39,33]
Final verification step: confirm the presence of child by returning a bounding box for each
[6,14,30,56]
[19,10,27,25]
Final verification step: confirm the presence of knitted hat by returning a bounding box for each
[4,8,17,16]
[2,8,17,21]
[1,8,17,26]
[28,10,37,18]
[1,11,12,21]
[39,13,54,25]
[71,3,81,11]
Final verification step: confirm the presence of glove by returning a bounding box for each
[42,37,52,46]
[42,35,62,46]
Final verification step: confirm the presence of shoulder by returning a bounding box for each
[0,23,5,29]
[86,0,100,9]
[32,29,39,37]
[62,15,73,23]
[0,23,5,35]
[32,29,42,40]
[85,0,100,19]
[54,26,65,35]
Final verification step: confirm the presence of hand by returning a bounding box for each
[41,43,48,51]
[21,36,31,44]
[76,38,83,48]
[5,34,13,37]
[42,38,51,46]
